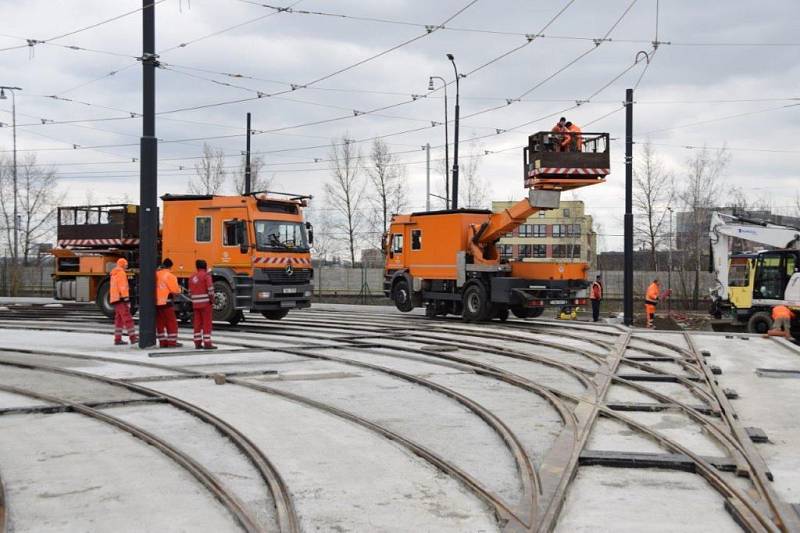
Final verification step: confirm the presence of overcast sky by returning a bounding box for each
[1,0,798,250]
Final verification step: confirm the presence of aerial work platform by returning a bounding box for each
[523,131,610,191]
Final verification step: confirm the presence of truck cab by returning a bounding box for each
[52,193,314,323]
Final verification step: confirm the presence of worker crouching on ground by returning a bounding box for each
[189,259,217,350]
[590,275,603,322]
[156,258,182,348]
[645,278,661,329]
[768,305,795,341]
[110,257,138,345]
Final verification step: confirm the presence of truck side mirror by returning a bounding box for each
[236,220,249,254]
[240,242,249,254]
[306,222,314,245]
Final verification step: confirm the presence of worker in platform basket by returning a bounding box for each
[109,257,138,346]
[590,275,603,322]
[644,278,661,329]
[564,121,583,152]
[155,258,182,348]
[189,259,217,350]
[551,117,568,151]
[768,305,795,341]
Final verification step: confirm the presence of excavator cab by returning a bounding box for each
[523,131,610,191]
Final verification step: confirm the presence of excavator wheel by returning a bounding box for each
[392,279,415,313]
[747,311,772,334]
[462,283,490,322]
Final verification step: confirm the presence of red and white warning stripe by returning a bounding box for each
[58,238,139,247]
[528,167,610,177]
[252,256,311,265]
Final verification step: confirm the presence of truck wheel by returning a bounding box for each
[212,281,236,323]
[747,311,772,334]
[493,305,509,322]
[510,306,543,319]
[527,307,544,318]
[462,283,490,322]
[262,309,290,320]
[392,279,414,313]
[95,281,115,319]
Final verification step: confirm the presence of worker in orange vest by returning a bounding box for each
[189,259,217,350]
[565,121,583,151]
[645,278,661,329]
[590,275,603,322]
[155,258,182,348]
[769,305,795,340]
[110,257,138,345]
[551,117,567,151]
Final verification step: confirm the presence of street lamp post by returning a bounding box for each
[446,54,461,209]
[0,86,22,264]
[667,206,673,314]
[428,76,449,209]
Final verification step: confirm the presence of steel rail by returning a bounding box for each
[0,381,263,533]
[0,346,529,531]
[0,355,301,533]
[682,332,800,532]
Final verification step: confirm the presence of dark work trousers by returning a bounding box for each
[591,299,601,322]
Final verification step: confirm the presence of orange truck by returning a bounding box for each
[383,131,609,321]
[52,192,314,323]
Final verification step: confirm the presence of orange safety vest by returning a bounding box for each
[590,281,603,300]
[772,305,794,320]
[109,266,129,303]
[156,268,181,306]
[567,123,583,151]
[645,282,660,306]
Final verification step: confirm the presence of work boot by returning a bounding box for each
[195,343,203,350]
[203,344,218,350]
[114,339,127,346]
[171,342,184,348]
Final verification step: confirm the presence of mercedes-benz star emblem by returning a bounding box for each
[285,263,294,276]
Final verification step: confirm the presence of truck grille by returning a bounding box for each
[263,268,312,284]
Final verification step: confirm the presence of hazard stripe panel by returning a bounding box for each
[252,257,311,265]
[58,238,140,247]
[528,167,611,177]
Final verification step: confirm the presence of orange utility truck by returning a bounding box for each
[384,131,609,321]
[52,192,314,323]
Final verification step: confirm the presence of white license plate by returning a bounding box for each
[282,288,297,294]
[280,300,296,308]
[550,300,567,305]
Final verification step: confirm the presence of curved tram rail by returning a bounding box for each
[0,304,796,531]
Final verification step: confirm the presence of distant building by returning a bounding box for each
[492,200,596,267]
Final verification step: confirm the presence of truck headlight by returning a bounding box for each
[257,291,271,300]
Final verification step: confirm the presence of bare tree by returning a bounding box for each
[633,142,675,270]
[324,136,365,266]
[304,203,339,264]
[0,153,64,269]
[188,143,226,194]
[366,138,407,244]
[231,154,273,194]
[679,145,730,308]
[459,144,488,209]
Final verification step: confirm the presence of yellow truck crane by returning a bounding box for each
[52,192,314,324]
[384,131,609,321]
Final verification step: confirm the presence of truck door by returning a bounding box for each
[386,231,404,269]
[221,218,250,266]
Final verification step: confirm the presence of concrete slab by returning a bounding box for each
[554,466,740,532]
[148,379,501,532]
[0,412,240,532]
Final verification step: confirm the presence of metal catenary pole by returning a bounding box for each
[138,0,159,348]
[245,112,252,194]
[425,143,431,211]
[623,88,634,326]
[447,54,460,210]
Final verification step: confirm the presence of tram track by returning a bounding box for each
[0,306,795,531]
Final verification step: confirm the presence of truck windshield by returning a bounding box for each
[254,220,308,251]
